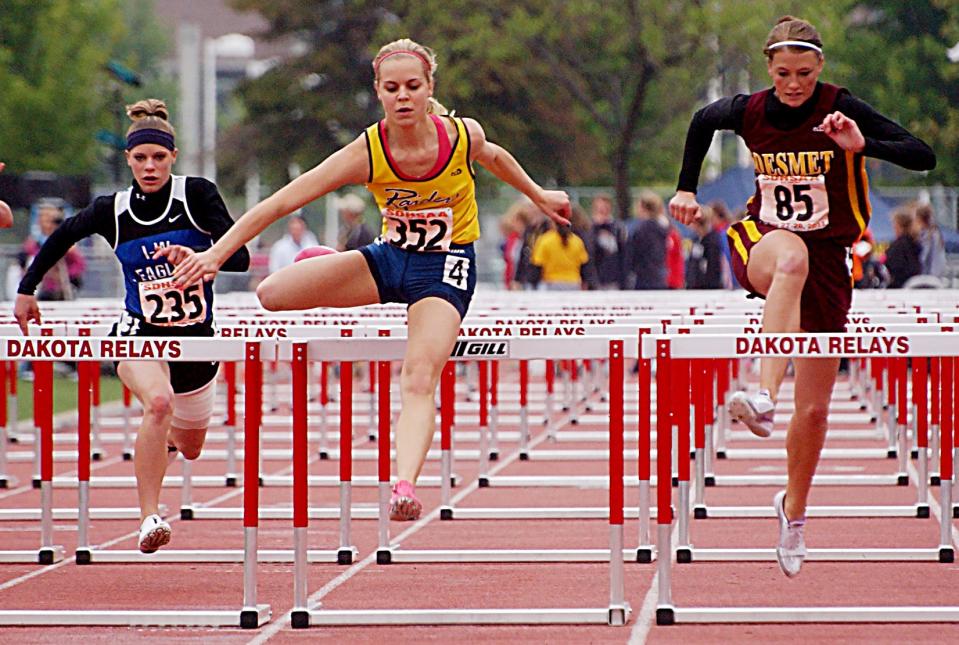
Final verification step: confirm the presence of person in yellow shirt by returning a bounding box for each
[531,221,589,290]
[156,38,570,522]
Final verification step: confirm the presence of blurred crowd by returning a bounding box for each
[499,192,734,292]
[499,193,950,292]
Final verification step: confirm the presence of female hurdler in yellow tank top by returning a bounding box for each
[158,38,571,522]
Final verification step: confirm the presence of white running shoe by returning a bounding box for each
[774,490,806,578]
[138,514,171,554]
[728,390,775,438]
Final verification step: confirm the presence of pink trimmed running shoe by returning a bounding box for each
[389,480,422,521]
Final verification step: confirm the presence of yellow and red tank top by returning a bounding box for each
[364,115,479,250]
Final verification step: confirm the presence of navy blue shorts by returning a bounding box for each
[359,241,477,319]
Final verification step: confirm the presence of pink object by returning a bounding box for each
[389,480,422,521]
[293,245,338,262]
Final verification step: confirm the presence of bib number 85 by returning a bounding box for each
[773,184,813,222]
[143,284,205,326]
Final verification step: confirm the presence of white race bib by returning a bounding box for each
[383,207,453,252]
[138,278,207,327]
[758,174,829,232]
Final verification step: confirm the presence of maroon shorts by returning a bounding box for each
[726,219,851,333]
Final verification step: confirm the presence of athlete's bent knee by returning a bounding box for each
[773,247,808,280]
[256,278,284,312]
[143,391,174,422]
[795,403,829,429]
[178,444,202,460]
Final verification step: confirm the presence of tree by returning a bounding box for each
[0,0,126,175]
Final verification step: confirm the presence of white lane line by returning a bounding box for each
[247,417,566,645]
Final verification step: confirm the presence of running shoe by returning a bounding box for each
[774,490,806,578]
[389,480,422,521]
[728,389,775,438]
[138,514,171,554]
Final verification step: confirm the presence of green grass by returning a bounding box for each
[13,376,125,421]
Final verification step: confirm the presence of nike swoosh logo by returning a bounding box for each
[168,214,182,223]
[451,169,462,176]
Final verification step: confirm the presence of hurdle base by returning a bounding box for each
[911,449,919,459]
[240,604,272,629]
[38,546,65,565]
[704,476,716,487]
[953,506,959,519]
[940,547,955,563]
[478,477,489,488]
[122,452,133,461]
[519,453,529,461]
[376,548,393,564]
[676,547,692,564]
[931,475,941,486]
[337,546,357,565]
[440,507,453,520]
[607,604,630,626]
[92,451,103,462]
[668,605,959,623]
[887,449,897,459]
[305,607,614,625]
[656,606,675,625]
[180,507,194,520]
[291,609,310,629]
[0,477,7,489]
[915,505,930,519]
[716,451,726,460]
[75,548,91,565]
[636,548,653,563]
[225,475,237,487]
[0,607,272,627]
[32,478,40,489]
[489,452,499,462]
[693,506,708,519]
[897,474,909,486]
[318,451,329,460]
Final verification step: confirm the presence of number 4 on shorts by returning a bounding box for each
[443,255,469,290]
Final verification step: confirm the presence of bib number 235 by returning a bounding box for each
[139,281,206,326]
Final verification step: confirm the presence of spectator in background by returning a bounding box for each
[22,200,85,301]
[709,200,736,288]
[498,200,528,289]
[852,229,887,289]
[685,206,725,289]
[0,163,14,230]
[915,203,946,278]
[531,220,589,290]
[337,193,375,251]
[884,208,922,288]
[569,204,598,288]
[268,214,318,273]
[586,193,626,289]
[625,190,668,289]
[513,198,550,290]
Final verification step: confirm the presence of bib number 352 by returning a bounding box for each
[138,279,206,326]
[384,207,453,252]
[758,174,829,232]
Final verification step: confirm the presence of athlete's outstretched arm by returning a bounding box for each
[466,119,570,226]
[158,135,370,288]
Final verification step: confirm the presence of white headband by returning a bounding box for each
[767,40,823,55]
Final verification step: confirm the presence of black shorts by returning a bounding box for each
[109,311,219,394]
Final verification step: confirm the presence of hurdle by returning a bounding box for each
[286,335,631,627]
[0,337,271,627]
[649,331,959,625]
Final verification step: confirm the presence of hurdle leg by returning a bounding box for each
[223,361,238,486]
[6,361,17,445]
[91,364,103,461]
[489,361,499,461]
[241,342,270,628]
[0,361,7,487]
[376,334,393,563]
[36,361,63,564]
[636,329,653,562]
[692,359,707,518]
[545,359,555,437]
[367,361,376,442]
[121,385,134,460]
[291,342,311,627]
[570,360,580,424]
[606,340,629,625]
[439,363,454,519]
[180,458,194,519]
[519,360,530,460]
[913,358,930,516]
[337,360,356,564]
[940,356,955,560]
[655,340,675,625]
[477,361,490,487]
[76,360,93,564]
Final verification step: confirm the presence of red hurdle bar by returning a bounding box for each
[518,360,530,458]
[75,357,93,563]
[655,338,674,622]
[607,339,628,625]
[939,356,954,562]
[440,361,455,519]
[338,329,355,564]
[489,360,500,461]
[375,329,392,564]
[477,361,491,485]
[241,341,264,627]
[291,342,309,625]
[914,358,930,516]
[636,328,653,561]
[223,360,238,485]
